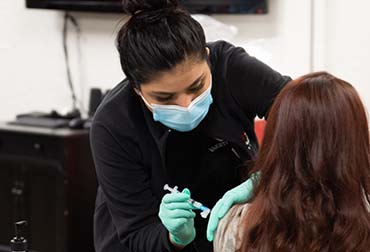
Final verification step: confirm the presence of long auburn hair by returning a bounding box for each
[241,72,370,252]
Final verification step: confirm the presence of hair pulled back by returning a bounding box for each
[117,0,207,87]
[122,0,178,15]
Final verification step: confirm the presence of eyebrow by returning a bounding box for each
[149,74,205,97]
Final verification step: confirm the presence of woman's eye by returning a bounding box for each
[156,96,172,102]
[189,82,205,93]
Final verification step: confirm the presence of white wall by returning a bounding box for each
[0,0,312,121]
[0,1,124,120]
[214,0,311,78]
[0,0,325,121]
[318,0,370,111]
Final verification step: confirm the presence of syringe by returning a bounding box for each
[163,184,211,219]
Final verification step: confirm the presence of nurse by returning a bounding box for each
[90,0,291,251]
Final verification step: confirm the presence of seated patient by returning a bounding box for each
[214,72,370,252]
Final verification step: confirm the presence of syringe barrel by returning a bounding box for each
[189,200,210,212]
[190,200,202,209]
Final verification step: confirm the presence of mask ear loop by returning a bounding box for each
[139,93,154,110]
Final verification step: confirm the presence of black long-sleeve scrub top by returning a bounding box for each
[90,40,291,252]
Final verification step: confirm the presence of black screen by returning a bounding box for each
[26,0,268,14]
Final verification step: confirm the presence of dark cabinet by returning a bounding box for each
[0,123,96,252]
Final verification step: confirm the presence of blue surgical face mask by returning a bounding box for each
[140,78,213,132]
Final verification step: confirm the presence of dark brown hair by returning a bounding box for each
[241,72,370,252]
[117,0,207,87]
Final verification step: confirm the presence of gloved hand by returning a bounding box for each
[206,172,260,241]
[159,188,196,247]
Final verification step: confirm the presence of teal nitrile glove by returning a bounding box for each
[206,172,260,242]
[159,188,196,247]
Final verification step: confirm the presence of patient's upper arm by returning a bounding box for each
[213,204,250,252]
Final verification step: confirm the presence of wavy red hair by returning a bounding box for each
[241,72,370,252]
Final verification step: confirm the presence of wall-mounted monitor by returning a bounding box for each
[26,0,268,14]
